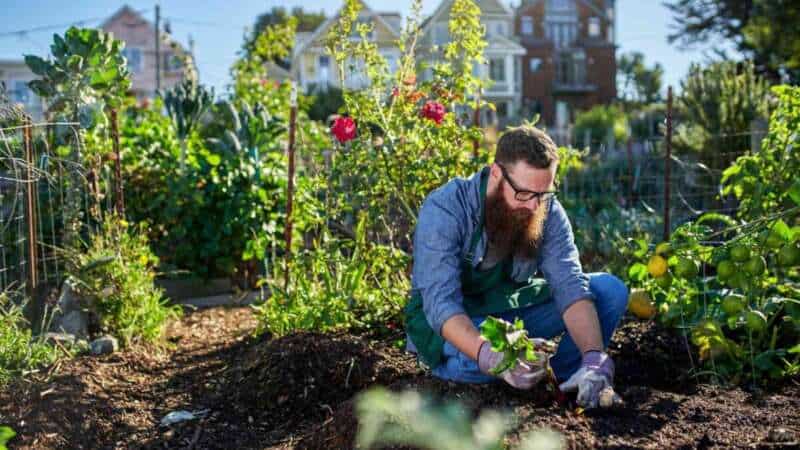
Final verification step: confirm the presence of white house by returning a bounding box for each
[417,0,527,126]
[291,0,402,92]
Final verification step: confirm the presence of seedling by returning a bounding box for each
[480,316,555,375]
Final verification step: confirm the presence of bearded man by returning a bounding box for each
[404,125,628,409]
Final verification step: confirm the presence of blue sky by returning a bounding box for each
[1,0,731,96]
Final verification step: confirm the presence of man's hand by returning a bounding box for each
[559,351,622,408]
[477,340,549,390]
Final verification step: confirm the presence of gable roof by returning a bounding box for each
[293,0,401,57]
[421,0,514,37]
[101,4,188,52]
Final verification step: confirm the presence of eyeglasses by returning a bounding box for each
[497,164,558,203]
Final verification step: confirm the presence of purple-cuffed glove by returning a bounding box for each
[558,351,622,408]
[477,340,550,390]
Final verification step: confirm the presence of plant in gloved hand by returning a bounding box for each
[479,316,555,375]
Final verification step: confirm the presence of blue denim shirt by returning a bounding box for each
[410,166,594,338]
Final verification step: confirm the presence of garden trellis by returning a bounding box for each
[0,111,101,321]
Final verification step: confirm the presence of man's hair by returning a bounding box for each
[494,125,559,169]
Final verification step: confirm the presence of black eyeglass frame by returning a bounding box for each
[496,163,559,202]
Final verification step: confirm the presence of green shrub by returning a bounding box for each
[572,104,629,150]
[674,60,771,171]
[67,216,181,346]
[254,216,410,336]
[0,293,62,385]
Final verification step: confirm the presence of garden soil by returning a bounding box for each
[1,306,798,449]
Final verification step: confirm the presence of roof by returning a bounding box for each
[101,4,188,52]
[421,0,514,36]
[293,0,401,57]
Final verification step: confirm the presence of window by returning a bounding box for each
[521,16,533,35]
[496,101,508,119]
[318,55,330,82]
[546,22,577,48]
[588,17,601,38]
[529,57,542,72]
[555,50,586,85]
[489,58,505,82]
[495,22,506,37]
[514,57,521,86]
[548,0,574,12]
[122,47,142,74]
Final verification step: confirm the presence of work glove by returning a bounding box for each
[477,339,552,390]
[558,350,622,409]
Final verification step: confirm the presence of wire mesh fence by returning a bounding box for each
[559,135,751,236]
[0,115,98,319]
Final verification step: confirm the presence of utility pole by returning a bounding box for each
[155,3,161,92]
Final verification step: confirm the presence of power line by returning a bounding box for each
[0,9,152,39]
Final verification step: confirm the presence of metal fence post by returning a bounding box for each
[110,108,124,216]
[284,83,298,290]
[664,86,673,242]
[23,118,38,299]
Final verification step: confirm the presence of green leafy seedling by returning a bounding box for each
[480,316,537,375]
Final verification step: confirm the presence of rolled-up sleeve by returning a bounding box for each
[411,194,466,335]
[539,199,594,315]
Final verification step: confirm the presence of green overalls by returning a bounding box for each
[404,169,551,368]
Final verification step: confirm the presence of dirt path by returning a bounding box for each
[1,306,798,449]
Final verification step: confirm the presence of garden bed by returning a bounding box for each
[1,306,798,449]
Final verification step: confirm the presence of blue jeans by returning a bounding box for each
[431,272,629,384]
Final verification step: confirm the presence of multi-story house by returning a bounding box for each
[0,59,45,120]
[515,0,616,140]
[101,5,190,101]
[291,0,402,92]
[417,0,527,127]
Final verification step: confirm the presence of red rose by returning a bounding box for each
[421,101,446,125]
[331,116,357,143]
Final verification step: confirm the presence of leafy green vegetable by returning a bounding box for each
[480,316,537,375]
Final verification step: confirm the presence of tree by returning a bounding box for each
[673,60,771,170]
[617,52,664,106]
[664,0,800,83]
[244,7,326,67]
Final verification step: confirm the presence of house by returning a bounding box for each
[515,0,616,141]
[417,0,527,127]
[101,5,190,101]
[0,59,45,120]
[291,0,402,92]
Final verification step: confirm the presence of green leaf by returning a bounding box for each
[24,54,50,76]
[789,179,800,206]
[788,344,800,354]
[0,426,15,449]
[205,153,222,166]
[770,219,792,241]
[628,262,647,282]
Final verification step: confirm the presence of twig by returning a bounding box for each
[187,418,205,450]
[344,357,355,389]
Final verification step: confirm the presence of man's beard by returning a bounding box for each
[484,181,548,259]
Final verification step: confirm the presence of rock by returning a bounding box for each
[767,427,796,443]
[54,311,88,338]
[49,279,89,340]
[90,335,119,355]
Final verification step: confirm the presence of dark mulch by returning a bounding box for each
[1,306,798,450]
